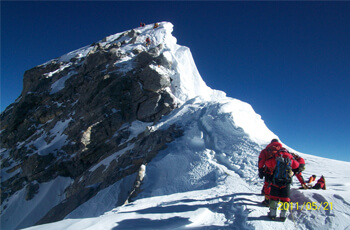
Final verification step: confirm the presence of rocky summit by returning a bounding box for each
[1,22,188,227]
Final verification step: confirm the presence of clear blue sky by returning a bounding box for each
[1,1,349,162]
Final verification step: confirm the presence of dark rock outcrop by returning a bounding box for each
[0,25,181,226]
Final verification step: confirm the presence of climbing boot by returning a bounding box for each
[280,202,288,222]
[268,200,277,220]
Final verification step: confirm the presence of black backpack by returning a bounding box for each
[273,153,292,185]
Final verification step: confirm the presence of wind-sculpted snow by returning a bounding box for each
[142,98,265,192]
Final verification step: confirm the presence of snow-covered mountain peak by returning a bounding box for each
[39,21,223,105]
[1,22,350,230]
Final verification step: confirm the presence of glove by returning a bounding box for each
[288,169,294,177]
[259,168,264,179]
[301,184,308,189]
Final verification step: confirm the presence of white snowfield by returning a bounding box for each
[2,22,350,230]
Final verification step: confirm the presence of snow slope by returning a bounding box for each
[4,22,350,230]
[1,177,72,230]
[23,98,350,230]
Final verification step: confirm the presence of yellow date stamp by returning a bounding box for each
[278,202,333,211]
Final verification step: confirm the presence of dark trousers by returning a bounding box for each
[270,183,291,202]
[263,174,273,196]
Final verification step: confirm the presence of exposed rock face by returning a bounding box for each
[0,24,182,226]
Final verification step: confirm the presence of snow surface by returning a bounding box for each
[2,22,350,230]
[22,151,350,230]
[1,177,72,230]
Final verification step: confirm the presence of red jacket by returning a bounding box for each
[314,176,326,189]
[264,151,300,176]
[291,153,306,185]
[258,142,283,174]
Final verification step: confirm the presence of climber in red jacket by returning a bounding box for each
[290,153,308,189]
[265,149,300,221]
[311,176,326,190]
[266,151,300,201]
[258,139,282,206]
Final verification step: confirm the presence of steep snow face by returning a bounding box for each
[149,22,226,103]
[131,22,274,145]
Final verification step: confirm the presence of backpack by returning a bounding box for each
[291,152,300,160]
[273,153,292,185]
